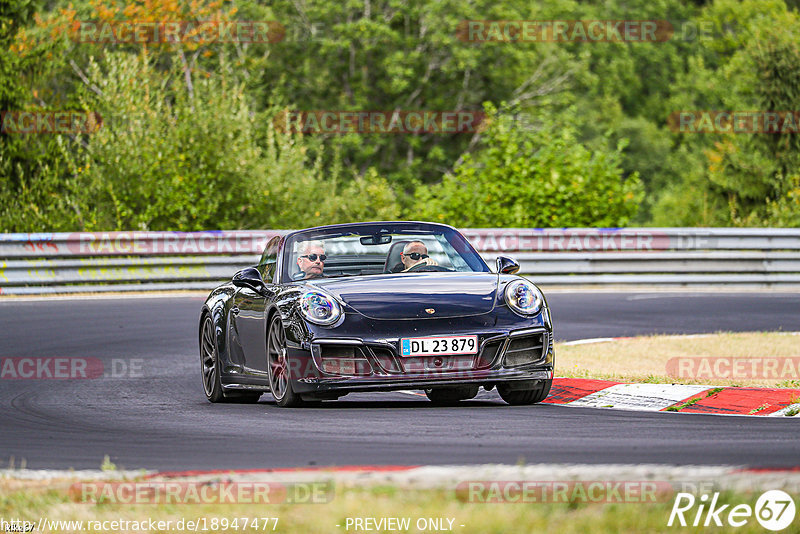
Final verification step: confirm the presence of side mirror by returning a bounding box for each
[496,256,520,275]
[232,267,266,293]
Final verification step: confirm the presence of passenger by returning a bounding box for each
[296,241,326,279]
[400,241,438,272]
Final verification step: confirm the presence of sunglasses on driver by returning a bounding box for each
[299,254,327,262]
[402,252,429,260]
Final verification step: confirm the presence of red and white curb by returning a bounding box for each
[554,334,800,416]
[401,379,799,416]
[544,378,800,417]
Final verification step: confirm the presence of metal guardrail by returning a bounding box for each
[1,228,799,294]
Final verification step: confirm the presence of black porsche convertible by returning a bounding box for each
[199,221,554,407]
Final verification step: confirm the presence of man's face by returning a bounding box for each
[401,243,428,269]
[297,245,325,279]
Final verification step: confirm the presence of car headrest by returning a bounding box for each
[383,240,410,273]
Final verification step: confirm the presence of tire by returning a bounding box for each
[497,379,552,406]
[200,314,225,402]
[201,314,261,403]
[267,314,304,407]
[425,385,479,406]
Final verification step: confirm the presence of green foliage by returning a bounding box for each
[252,126,400,228]
[653,0,800,226]
[3,0,800,231]
[0,135,91,232]
[765,174,800,226]
[416,105,641,227]
[72,52,398,230]
[74,51,268,230]
[0,0,85,232]
[256,0,578,194]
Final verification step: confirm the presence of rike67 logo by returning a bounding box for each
[668,490,796,531]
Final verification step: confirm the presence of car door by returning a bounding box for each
[230,236,281,374]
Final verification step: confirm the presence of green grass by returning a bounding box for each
[557,332,800,388]
[664,388,724,412]
[2,480,797,533]
[748,403,770,415]
[100,455,117,472]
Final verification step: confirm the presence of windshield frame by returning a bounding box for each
[279,221,490,282]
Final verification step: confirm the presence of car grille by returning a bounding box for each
[475,339,503,369]
[369,347,402,373]
[503,333,547,367]
[401,355,475,373]
[316,331,548,377]
[369,335,507,374]
[319,345,373,376]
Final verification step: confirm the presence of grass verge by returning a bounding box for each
[1,478,796,533]
[556,331,800,387]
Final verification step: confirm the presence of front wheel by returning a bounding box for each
[497,379,552,406]
[267,315,304,407]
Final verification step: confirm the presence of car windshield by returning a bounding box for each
[282,223,489,281]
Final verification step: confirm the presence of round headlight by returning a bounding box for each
[504,279,544,316]
[299,290,342,326]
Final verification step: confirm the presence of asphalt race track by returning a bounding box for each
[1,292,799,471]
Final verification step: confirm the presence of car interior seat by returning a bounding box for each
[383,240,410,273]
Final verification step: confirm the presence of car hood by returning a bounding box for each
[306,272,498,319]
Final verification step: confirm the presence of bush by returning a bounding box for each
[70,52,399,230]
[414,105,641,227]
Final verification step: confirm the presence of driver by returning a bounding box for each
[400,241,438,272]
[296,240,326,279]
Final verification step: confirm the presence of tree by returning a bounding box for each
[256,0,577,198]
[415,104,641,227]
[652,0,800,226]
[72,51,399,230]
[0,0,90,231]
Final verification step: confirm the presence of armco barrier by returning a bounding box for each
[0,228,799,294]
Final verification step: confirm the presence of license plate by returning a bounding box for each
[400,335,478,357]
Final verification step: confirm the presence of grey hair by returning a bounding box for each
[297,240,325,254]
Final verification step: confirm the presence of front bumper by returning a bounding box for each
[293,368,553,394]
[286,326,555,395]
